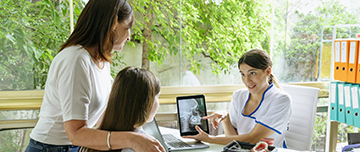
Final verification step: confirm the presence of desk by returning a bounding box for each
[159,127,308,152]
[0,84,327,132]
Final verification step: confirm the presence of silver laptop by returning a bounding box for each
[142,118,209,152]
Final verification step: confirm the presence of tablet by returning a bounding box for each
[176,94,209,136]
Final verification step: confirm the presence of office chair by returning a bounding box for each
[281,84,320,151]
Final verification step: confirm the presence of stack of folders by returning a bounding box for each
[330,81,360,127]
[333,39,360,83]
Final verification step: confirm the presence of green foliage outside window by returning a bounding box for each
[0,0,84,91]
[128,0,271,74]
[1,0,273,90]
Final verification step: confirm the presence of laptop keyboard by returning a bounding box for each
[162,134,192,148]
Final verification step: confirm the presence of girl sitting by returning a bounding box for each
[80,66,161,152]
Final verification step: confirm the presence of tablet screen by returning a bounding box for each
[176,94,209,136]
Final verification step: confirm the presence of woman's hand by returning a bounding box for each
[131,133,166,152]
[203,112,227,129]
[182,125,211,142]
[131,133,165,152]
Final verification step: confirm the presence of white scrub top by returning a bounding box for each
[228,84,292,148]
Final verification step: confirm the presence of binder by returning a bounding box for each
[337,82,346,123]
[344,83,353,125]
[330,81,338,121]
[352,85,360,127]
[334,40,341,81]
[339,40,350,82]
[347,40,359,83]
[357,41,360,83]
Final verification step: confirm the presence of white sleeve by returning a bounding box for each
[228,91,240,129]
[58,57,92,122]
[256,95,291,135]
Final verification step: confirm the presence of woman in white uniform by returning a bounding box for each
[25,0,165,152]
[183,49,292,148]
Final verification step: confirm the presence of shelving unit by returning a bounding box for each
[324,24,360,152]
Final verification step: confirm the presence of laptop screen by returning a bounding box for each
[141,119,170,152]
[176,94,209,136]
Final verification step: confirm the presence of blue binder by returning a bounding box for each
[337,82,346,123]
[344,83,353,125]
[352,85,360,127]
[330,81,338,121]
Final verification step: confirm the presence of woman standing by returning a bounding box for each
[25,0,164,151]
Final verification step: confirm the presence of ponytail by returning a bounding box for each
[269,74,280,88]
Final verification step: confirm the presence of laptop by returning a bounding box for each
[142,94,209,151]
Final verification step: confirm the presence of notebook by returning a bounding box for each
[142,94,210,151]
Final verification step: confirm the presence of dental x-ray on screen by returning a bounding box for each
[176,94,209,136]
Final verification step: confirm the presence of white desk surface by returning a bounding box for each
[159,127,309,152]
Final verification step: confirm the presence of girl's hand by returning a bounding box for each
[182,125,211,142]
[131,133,166,152]
[202,112,227,129]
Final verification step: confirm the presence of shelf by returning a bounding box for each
[324,24,360,152]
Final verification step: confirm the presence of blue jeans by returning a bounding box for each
[25,138,79,152]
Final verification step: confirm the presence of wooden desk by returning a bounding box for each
[159,127,309,152]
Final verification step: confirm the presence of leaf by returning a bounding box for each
[5,34,16,44]
[32,46,43,59]
[75,7,81,16]
[39,5,46,15]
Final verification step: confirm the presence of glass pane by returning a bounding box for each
[117,0,272,86]
[0,0,83,150]
[0,128,33,151]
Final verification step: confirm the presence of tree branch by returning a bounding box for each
[201,51,218,64]
[153,0,176,15]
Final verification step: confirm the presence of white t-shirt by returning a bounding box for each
[228,84,292,148]
[30,45,113,145]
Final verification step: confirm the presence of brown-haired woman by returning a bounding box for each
[183,49,292,148]
[79,66,161,152]
[26,0,165,151]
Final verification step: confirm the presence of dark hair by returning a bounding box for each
[59,0,134,62]
[238,49,279,88]
[84,67,160,152]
